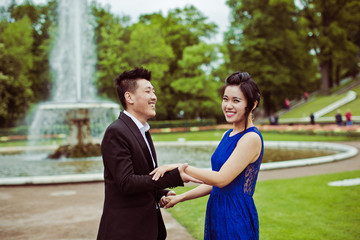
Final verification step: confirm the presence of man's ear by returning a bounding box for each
[125,92,134,105]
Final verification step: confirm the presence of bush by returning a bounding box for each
[149,119,216,129]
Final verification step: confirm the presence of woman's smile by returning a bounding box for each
[225,110,236,118]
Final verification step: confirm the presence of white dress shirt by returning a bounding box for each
[123,110,156,168]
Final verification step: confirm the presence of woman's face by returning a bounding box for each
[222,85,248,125]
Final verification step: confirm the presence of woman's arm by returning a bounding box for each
[185,132,261,188]
[164,184,213,209]
[151,132,262,188]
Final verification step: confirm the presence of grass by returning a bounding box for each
[324,85,360,117]
[151,130,358,142]
[280,84,360,119]
[167,170,360,240]
[1,130,358,148]
[280,93,348,119]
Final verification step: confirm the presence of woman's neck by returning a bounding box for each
[233,120,254,133]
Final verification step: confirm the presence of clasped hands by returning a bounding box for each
[150,163,202,209]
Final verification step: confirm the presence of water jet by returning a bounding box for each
[27,0,120,158]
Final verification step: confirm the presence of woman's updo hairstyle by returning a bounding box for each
[221,72,261,130]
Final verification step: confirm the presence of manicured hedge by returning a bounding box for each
[148,119,216,129]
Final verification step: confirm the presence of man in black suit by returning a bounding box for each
[97,67,197,240]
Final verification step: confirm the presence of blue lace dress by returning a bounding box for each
[204,127,263,240]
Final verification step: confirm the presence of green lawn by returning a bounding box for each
[280,93,348,119]
[1,130,358,147]
[324,85,360,117]
[280,85,360,119]
[151,130,359,142]
[167,170,360,240]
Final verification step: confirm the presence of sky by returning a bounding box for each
[18,0,231,43]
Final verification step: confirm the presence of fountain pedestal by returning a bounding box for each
[66,109,92,146]
[48,107,104,159]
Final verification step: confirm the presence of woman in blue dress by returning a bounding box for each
[151,71,263,240]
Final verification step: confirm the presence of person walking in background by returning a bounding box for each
[335,109,343,126]
[310,113,315,125]
[97,67,200,240]
[345,109,353,126]
[151,72,263,240]
[304,91,309,102]
[284,97,290,110]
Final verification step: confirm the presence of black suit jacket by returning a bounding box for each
[97,112,183,240]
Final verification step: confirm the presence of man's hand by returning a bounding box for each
[178,163,203,184]
[159,190,176,208]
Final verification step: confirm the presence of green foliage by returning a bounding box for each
[127,22,174,80]
[171,42,223,119]
[0,1,54,127]
[149,119,216,129]
[301,0,360,93]
[225,0,317,115]
[0,17,34,127]
[1,1,223,126]
[92,4,130,101]
[2,0,357,127]
[137,7,220,120]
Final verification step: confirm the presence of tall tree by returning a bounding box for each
[10,1,56,102]
[225,0,316,115]
[92,3,130,101]
[138,6,219,119]
[126,21,175,118]
[0,17,34,127]
[300,0,360,94]
[171,42,223,119]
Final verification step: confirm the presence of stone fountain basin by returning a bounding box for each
[38,101,120,110]
[0,141,357,185]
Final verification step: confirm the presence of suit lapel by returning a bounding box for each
[145,131,157,168]
[119,112,155,170]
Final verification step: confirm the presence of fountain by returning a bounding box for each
[27,0,120,158]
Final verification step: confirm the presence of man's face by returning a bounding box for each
[126,79,157,124]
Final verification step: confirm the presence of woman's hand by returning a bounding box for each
[159,191,176,208]
[164,194,183,209]
[150,164,181,181]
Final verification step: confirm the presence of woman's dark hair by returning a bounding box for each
[220,72,261,130]
[114,67,151,110]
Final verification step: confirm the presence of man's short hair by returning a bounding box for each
[114,67,152,110]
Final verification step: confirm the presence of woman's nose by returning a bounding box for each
[225,102,233,109]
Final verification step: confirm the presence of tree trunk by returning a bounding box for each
[262,92,272,116]
[335,65,340,86]
[320,61,330,95]
[328,59,333,89]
